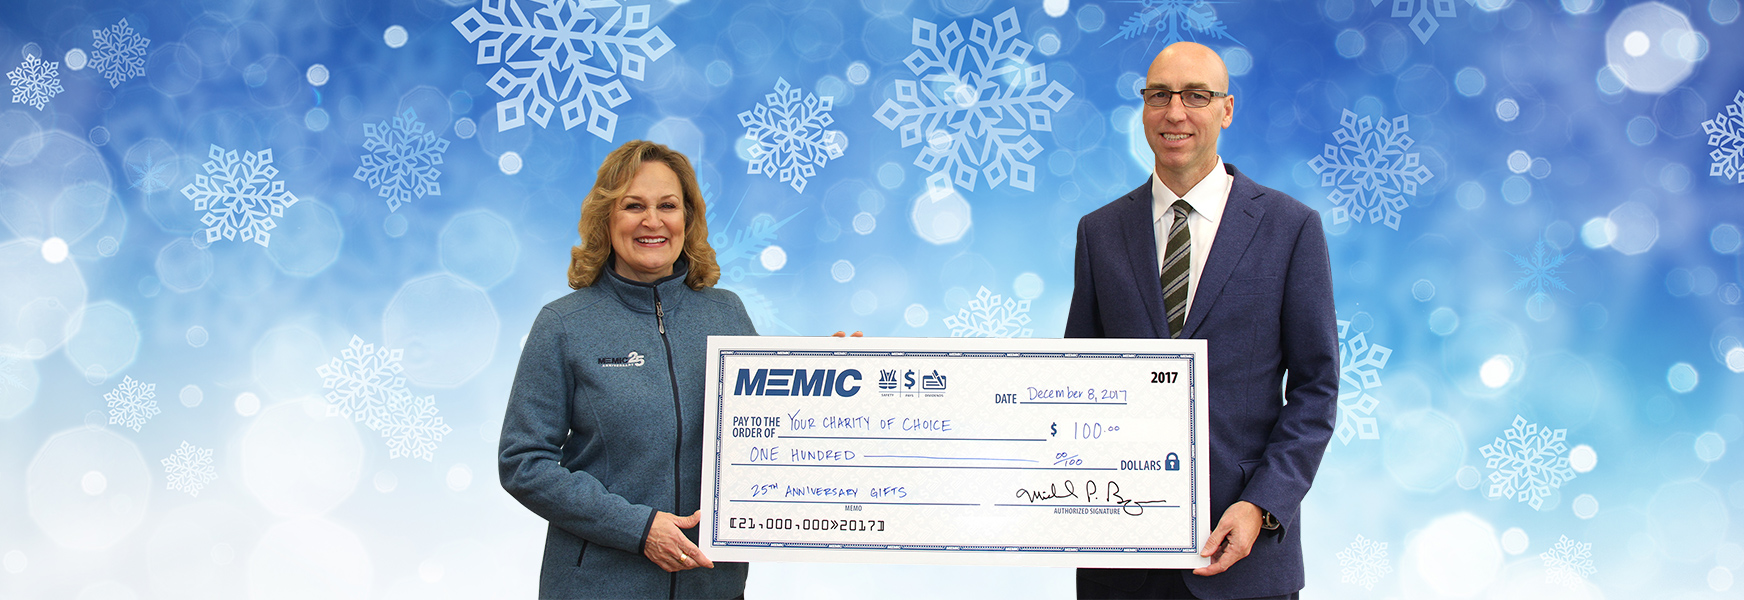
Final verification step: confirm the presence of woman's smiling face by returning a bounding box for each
[610,160,686,283]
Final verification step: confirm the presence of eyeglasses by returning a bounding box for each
[1142,89,1228,108]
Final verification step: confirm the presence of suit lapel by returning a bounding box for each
[1116,183,1168,339]
[1183,165,1267,339]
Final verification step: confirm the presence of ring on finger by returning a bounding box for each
[678,553,691,563]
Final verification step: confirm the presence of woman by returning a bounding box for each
[500,140,755,599]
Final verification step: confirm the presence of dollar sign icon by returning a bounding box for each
[904,370,915,389]
[1050,422,1057,437]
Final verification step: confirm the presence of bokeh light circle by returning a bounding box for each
[247,518,372,599]
[759,245,787,271]
[235,392,260,417]
[64,301,141,383]
[1444,313,1527,396]
[1406,513,1501,597]
[1695,432,1726,462]
[382,274,501,388]
[252,325,328,402]
[179,384,202,408]
[266,199,344,278]
[1710,224,1740,254]
[26,427,151,549]
[1569,444,1598,473]
[1646,481,1729,561]
[1411,279,1435,301]
[383,25,408,48]
[851,290,878,316]
[155,238,213,292]
[1383,409,1465,492]
[831,260,855,283]
[1605,3,1700,93]
[240,399,364,517]
[439,210,520,289]
[1667,362,1698,393]
[447,463,473,492]
[904,303,928,327]
[0,355,42,418]
[1500,527,1528,555]
[911,187,972,244]
[1572,493,1599,519]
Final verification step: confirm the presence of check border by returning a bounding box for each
[708,347,1202,555]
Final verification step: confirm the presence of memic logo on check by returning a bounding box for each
[734,368,863,397]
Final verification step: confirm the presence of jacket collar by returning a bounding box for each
[1180,163,1266,338]
[1117,163,1269,339]
[600,256,691,314]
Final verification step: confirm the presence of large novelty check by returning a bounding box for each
[701,336,1209,568]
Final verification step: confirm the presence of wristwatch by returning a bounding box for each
[1260,510,1279,530]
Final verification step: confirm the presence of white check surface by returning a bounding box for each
[701,336,1210,568]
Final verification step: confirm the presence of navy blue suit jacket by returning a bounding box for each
[1066,164,1338,599]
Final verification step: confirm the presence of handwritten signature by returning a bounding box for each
[1013,479,1170,516]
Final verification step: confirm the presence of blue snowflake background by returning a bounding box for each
[1,0,1741,597]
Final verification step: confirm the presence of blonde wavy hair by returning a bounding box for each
[568,140,719,290]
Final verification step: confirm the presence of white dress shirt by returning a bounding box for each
[1152,159,1234,321]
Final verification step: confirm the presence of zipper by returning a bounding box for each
[655,290,682,600]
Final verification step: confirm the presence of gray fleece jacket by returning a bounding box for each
[500,260,755,599]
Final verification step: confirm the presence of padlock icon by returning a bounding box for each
[1164,452,1180,471]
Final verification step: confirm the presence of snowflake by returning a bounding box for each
[1540,535,1596,588]
[1335,315,1392,445]
[1703,90,1744,184]
[1308,110,1433,231]
[451,0,675,141]
[105,376,159,432]
[7,53,63,110]
[1509,239,1569,297]
[1103,0,1241,48]
[0,357,28,391]
[91,19,150,87]
[1478,414,1576,510]
[711,211,801,280]
[705,186,803,334]
[378,391,453,461]
[1379,0,1460,44]
[161,441,218,496]
[316,335,407,429]
[1336,534,1392,590]
[179,145,301,247]
[944,286,1033,338]
[740,78,845,194]
[129,152,173,194]
[355,107,451,212]
[873,8,1074,194]
[720,284,798,335]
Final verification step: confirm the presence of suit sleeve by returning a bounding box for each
[1238,212,1338,535]
[498,307,658,555]
[1064,217,1103,338]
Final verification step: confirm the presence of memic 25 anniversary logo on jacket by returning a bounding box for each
[597,351,646,367]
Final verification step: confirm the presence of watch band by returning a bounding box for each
[1260,510,1279,530]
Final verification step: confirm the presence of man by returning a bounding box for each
[1066,42,1338,600]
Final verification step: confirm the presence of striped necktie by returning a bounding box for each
[1161,200,1191,338]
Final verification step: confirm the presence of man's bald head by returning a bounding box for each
[1149,42,1229,93]
[1142,41,1236,196]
